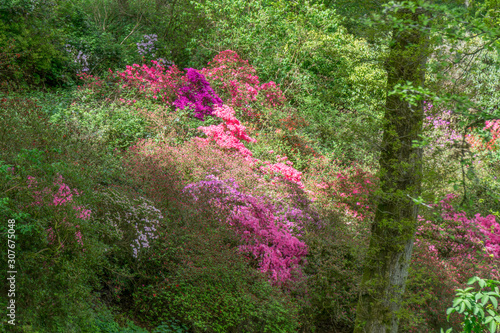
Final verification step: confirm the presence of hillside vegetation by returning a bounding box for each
[1,0,500,332]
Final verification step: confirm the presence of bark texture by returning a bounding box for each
[354,3,430,333]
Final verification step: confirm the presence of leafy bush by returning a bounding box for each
[442,276,500,333]
[300,210,367,332]
[0,94,143,332]
[51,98,149,150]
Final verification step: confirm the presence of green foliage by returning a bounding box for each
[190,0,386,163]
[0,94,144,332]
[50,97,149,151]
[132,202,300,332]
[0,155,106,331]
[75,0,206,68]
[442,276,500,333]
[301,211,366,332]
[0,0,73,87]
[150,320,189,333]
[2,0,500,331]
[0,0,207,88]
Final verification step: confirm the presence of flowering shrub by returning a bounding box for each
[125,137,256,195]
[173,68,223,120]
[124,128,316,283]
[437,194,500,260]
[201,50,285,120]
[423,102,462,152]
[183,175,310,284]
[194,102,305,189]
[65,44,90,73]
[467,119,500,152]
[133,198,300,332]
[76,62,183,105]
[121,152,300,331]
[303,156,377,223]
[136,34,158,59]
[401,194,500,332]
[26,173,90,252]
[96,190,164,259]
[252,154,305,189]
[113,61,184,104]
[0,155,113,331]
[197,104,256,156]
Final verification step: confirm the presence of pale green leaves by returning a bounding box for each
[388,81,433,107]
[442,276,500,333]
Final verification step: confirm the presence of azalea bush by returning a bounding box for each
[401,194,500,332]
[200,50,286,121]
[0,155,107,332]
[303,156,377,224]
[464,117,500,217]
[183,175,313,283]
[122,157,301,331]
[134,213,300,332]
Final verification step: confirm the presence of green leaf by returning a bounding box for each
[492,297,498,309]
[468,276,479,285]
[474,306,480,316]
[489,320,496,333]
[488,309,497,316]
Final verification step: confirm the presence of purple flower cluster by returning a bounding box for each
[183,175,311,283]
[174,68,223,120]
[65,44,89,73]
[423,102,462,151]
[156,57,174,67]
[131,219,158,258]
[137,34,158,58]
[127,200,163,258]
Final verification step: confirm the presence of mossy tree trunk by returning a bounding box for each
[354,3,430,333]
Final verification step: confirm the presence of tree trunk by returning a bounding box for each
[354,3,430,333]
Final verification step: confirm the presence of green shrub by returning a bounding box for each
[300,210,366,332]
[0,95,140,332]
[50,97,149,151]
